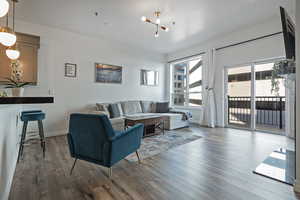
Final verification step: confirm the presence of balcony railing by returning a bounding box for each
[228,96,285,130]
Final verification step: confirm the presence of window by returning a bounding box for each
[170,57,203,107]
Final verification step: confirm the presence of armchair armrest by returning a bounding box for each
[109,123,144,165]
[110,123,144,141]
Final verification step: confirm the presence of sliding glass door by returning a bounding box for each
[254,62,285,133]
[226,66,253,129]
[225,61,285,133]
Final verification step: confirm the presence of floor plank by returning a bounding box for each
[9,126,300,200]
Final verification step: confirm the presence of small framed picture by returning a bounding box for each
[65,63,77,78]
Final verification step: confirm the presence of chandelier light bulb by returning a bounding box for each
[156,18,160,24]
[141,16,147,22]
[0,27,17,47]
[0,0,9,18]
[154,32,159,38]
[6,48,20,60]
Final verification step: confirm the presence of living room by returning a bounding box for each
[0,0,300,199]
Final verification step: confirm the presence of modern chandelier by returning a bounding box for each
[141,11,169,38]
[0,0,20,60]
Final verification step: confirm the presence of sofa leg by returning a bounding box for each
[108,167,112,178]
[70,158,77,175]
[136,151,141,164]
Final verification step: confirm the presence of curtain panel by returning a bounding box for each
[202,49,217,128]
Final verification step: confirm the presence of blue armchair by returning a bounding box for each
[67,113,144,177]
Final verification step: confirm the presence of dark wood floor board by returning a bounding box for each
[157,153,288,200]
[159,137,295,199]
[146,153,268,200]
[139,159,209,200]
[9,126,300,200]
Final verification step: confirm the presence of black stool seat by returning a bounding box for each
[18,110,46,162]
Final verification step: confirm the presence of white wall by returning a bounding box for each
[0,105,22,200]
[167,18,285,126]
[294,0,300,192]
[8,20,166,136]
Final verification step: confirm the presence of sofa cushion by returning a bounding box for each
[140,101,153,113]
[156,102,170,113]
[116,103,124,116]
[96,103,111,118]
[151,102,157,113]
[108,103,121,118]
[89,110,110,116]
[110,117,125,131]
[125,113,159,119]
[110,117,125,125]
[121,101,142,114]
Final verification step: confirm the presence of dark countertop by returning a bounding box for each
[0,97,54,104]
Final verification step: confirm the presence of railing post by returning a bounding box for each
[279,97,283,129]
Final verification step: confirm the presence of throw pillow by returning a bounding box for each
[156,102,170,113]
[108,104,121,118]
[96,103,110,118]
[141,101,153,113]
[117,103,124,116]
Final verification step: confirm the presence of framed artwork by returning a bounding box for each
[140,69,159,86]
[65,63,77,78]
[95,63,122,84]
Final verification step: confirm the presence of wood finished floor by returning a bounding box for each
[9,126,300,200]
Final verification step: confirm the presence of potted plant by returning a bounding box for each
[3,78,30,97]
[2,60,30,97]
[271,60,295,96]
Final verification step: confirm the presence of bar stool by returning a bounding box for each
[18,110,46,162]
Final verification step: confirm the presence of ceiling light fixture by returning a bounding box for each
[5,0,19,59]
[141,11,169,38]
[0,26,16,46]
[0,0,17,47]
[6,44,19,59]
[0,0,9,17]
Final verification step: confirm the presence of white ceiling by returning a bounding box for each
[14,0,295,54]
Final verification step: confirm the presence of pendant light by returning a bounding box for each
[0,0,16,47]
[0,0,9,18]
[6,44,19,59]
[0,26,16,46]
[6,0,19,59]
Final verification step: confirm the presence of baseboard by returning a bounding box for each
[294,180,300,193]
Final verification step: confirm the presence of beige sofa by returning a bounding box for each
[91,101,191,131]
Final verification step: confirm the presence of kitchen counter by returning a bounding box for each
[0,97,54,199]
[0,97,54,104]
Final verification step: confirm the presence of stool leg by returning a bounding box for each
[38,120,46,158]
[18,121,28,163]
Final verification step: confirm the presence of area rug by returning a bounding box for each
[253,148,295,185]
[125,130,201,162]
